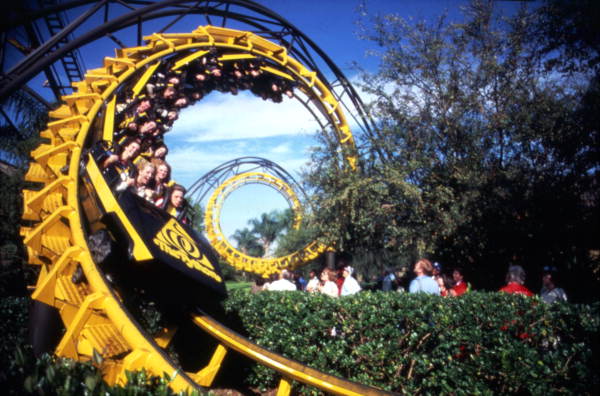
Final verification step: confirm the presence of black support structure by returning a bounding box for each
[0,0,376,146]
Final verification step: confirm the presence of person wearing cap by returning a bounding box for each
[540,266,567,304]
[431,262,443,289]
[340,266,361,296]
[409,259,440,295]
[499,265,533,296]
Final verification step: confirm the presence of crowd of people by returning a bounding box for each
[256,265,362,297]
[403,259,567,302]
[92,47,297,222]
[256,258,567,304]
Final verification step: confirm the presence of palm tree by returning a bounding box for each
[248,210,287,257]
[231,227,264,257]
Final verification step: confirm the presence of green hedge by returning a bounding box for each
[2,293,599,395]
[223,290,600,395]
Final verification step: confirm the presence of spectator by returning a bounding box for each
[335,268,344,296]
[267,269,297,291]
[394,268,408,292]
[451,267,469,296]
[381,268,396,291]
[340,266,361,296]
[409,259,440,295]
[317,269,338,297]
[335,253,353,295]
[251,276,266,294]
[540,266,567,303]
[499,265,533,296]
[261,273,274,291]
[293,271,307,291]
[432,262,442,283]
[436,274,454,297]
[305,270,319,293]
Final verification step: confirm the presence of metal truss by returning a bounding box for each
[1,0,375,142]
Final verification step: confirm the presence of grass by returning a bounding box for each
[226,281,252,291]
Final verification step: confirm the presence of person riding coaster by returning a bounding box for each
[86,144,227,301]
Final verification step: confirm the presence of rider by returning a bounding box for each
[166,184,189,223]
[99,137,141,192]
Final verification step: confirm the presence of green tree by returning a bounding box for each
[534,0,600,73]
[248,210,288,257]
[187,201,205,233]
[0,90,48,297]
[306,0,599,298]
[231,227,264,258]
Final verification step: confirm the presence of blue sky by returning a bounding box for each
[17,1,485,239]
[162,0,465,238]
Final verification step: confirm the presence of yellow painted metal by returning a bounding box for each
[276,378,292,396]
[103,95,116,142]
[131,61,161,96]
[260,65,295,81]
[20,24,364,395]
[153,326,177,348]
[204,172,327,277]
[172,49,209,70]
[191,344,228,386]
[191,312,394,396]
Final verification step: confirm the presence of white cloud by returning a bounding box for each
[166,137,314,187]
[270,142,291,154]
[163,75,374,186]
[171,91,319,142]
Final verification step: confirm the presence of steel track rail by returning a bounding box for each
[20,26,393,395]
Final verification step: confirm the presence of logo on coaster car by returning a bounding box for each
[153,218,222,282]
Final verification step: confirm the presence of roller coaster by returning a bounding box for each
[4,1,392,394]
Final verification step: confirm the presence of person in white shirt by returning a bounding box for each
[340,266,361,296]
[267,269,297,291]
[317,268,339,297]
[305,270,320,293]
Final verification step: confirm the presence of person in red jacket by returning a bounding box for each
[451,267,469,296]
[499,265,533,296]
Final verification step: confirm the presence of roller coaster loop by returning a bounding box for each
[19,20,395,395]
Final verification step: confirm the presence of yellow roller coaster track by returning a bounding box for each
[20,25,389,395]
[204,171,327,278]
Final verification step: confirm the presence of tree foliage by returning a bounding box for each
[305,0,599,299]
[231,227,264,257]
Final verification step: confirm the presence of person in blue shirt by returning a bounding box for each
[409,259,440,295]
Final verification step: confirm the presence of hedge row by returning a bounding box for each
[223,290,600,395]
[2,293,599,395]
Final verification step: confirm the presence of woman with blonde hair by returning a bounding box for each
[409,258,440,295]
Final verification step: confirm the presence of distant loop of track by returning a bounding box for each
[204,171,326,277]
